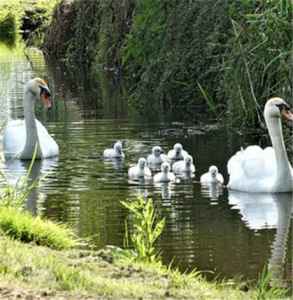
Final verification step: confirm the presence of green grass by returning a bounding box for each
[0,207,77,250]
[0,236,260,299]
[255,266,289,300]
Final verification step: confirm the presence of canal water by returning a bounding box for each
[0,42,291,285]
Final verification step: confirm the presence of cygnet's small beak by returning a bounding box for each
[40,86,52,110]
[282,109,293,121]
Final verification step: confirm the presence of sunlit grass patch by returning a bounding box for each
[0,237,259,299]
[0,206,77,250]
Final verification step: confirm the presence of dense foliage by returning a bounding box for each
[45,0,292,126]
[225,0,293,125]
[123,0,232,113]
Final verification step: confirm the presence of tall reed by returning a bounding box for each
[225,0,293,126]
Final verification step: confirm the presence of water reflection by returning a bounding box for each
[1,157,58,214]
[201,183,223,202]
[103,157,125,170]
[228,191,292,287]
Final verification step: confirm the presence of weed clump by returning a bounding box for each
[121,197,165,263]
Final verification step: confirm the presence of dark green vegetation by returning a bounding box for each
[44,0,293,126]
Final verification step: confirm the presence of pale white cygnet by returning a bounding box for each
[128,157,152,179]
[200,165,224,184]
[147,146,168,166]
[167,143,188,161]
[172,155,195,174]
[153,162,176,183]
[103,141,125,158]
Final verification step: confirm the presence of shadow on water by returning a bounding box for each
[0,41,292,286]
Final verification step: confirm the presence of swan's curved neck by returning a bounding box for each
[21,90,41,159]
[265,115,291,187]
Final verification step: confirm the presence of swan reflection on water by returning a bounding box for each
[200,182,223,201]
[103,157,124,170]
[0,157,58,214]
[228,191,292,287]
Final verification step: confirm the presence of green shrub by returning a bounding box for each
[0,12,16,42]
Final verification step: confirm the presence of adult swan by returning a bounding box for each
[227,97,293,193]
[3,78,59,160]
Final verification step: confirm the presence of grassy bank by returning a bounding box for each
[0,207,77,250]
[0,237,259,299]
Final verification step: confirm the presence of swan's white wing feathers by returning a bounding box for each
[227,145,278,192]
[200,172,210,183]
[173,161,195,174]
[3,119,58,159]
[36,120,59,158]
[217,173,224,184]
[3,120,26,158]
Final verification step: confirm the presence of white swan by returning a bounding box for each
[153,162,176,183]
[200,165,224,184]
[147,146,168,167]
[128,157,152,179]
[3,78,59,160]
[227,97,293,193]
[172,155,195,174]
[167,143,188,161]
[103,141,125,159]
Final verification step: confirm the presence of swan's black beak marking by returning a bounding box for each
[276,102,291,112]
[40,85,53,109]
[40,85,51,98]
[278,102,293,121]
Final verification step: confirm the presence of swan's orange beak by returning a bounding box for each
[40,86,52,109]
[282,109,293,121]
[41,93,52,109]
